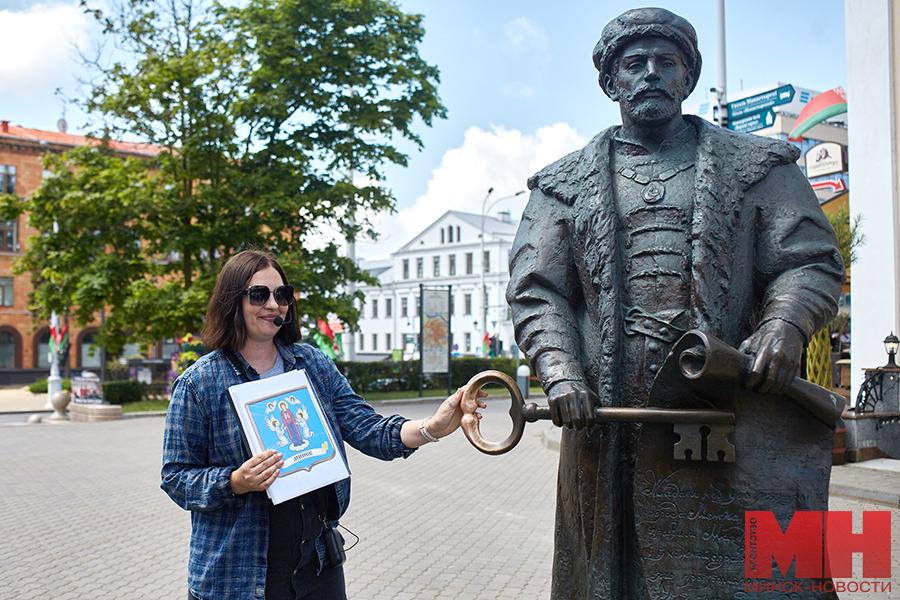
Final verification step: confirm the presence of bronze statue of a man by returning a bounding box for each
[507,8,845,599]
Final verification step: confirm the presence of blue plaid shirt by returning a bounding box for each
[161,342,415,600]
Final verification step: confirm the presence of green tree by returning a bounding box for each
[0,146,154,354]
[9,0,444,351]
[826,206,865,267]
[806,205,863,389]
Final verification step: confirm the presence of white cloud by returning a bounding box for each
[0,2,98,97]
[503,17,548,55]
[356,123,587,260]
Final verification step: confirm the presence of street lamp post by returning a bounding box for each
[480,187,525,356]
[46,312,61,409]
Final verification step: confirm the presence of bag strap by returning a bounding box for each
[221,346,252,382]
[220,346,254,460]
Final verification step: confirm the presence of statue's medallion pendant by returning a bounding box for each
[617,160,695,205]
[642,181,665,203]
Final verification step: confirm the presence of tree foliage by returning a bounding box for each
[8,0,444,352]
[826,206,864,267]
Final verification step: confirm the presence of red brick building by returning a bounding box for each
[0,120,160,384]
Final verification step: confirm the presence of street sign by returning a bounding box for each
[728,85,795,119]
[728,109,775,134]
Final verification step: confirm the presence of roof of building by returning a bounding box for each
[359,258,394,282]
[449,210,519,235]
[394,210,520,255]
[0,120,163,157]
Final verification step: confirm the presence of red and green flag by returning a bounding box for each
[49,324,68,354]
[788,87,847,141]
[312,319,341,359]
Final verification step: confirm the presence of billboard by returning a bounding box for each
[421,288,450,374]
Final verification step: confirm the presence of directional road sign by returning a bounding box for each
[728,85,795,120]
[728,109,776,134]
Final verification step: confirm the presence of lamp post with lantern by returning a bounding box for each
[479,188,525,356]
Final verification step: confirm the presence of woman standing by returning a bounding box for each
[162,250,482,600]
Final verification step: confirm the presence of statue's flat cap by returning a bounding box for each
[593,7,702,97]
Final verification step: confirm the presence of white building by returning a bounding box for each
[352,210,520,362]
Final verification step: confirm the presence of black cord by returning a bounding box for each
[338,523,360,552]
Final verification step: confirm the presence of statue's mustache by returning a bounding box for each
[625,86,676,102]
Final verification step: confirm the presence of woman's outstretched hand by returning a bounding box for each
[426,385,488,439]
[401,386,487,448]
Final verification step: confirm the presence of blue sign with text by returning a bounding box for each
[728,109,776,134]
[728,85,795,119]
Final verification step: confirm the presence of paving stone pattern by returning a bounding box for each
[1,399,898,599]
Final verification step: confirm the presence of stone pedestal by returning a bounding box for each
[48,391,71,421]
[69,403,123,422]
[842,409,900,462]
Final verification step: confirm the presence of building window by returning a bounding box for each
[0,329,16,368]
[484,250,490,273]
[448,226,454,243]
[0,220,16,252]
[402,259,409,280]
[359,334,364,351]
[441,229,445,244]
[385,298,392,318]
[466,252,473,274]
[80,332,102,368]
[464,293,472,315]
[372,299,378,319]
[0,165,15,195]
[449,295,455,315]
[372,333,378,351]
[415,297,420,317]
[401,297,408,318]
[449,254,456,276]
[465,332,472,352]
[457,226,461,241]
[37,331,51,368]
[0,277,12,306]
[433,256,440,277]
[416,258,423,278]
[386,333,392,350]
[160,338,179,361]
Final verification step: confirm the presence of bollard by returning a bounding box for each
[516,364,531,399]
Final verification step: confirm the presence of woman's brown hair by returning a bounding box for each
[201,250,301,350]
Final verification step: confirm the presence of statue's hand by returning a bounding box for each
[738,320,805,395]
[547,381,599,429]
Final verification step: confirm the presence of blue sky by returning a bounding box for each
[0,0,847,259]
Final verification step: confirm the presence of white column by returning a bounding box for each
[846,0,900,394]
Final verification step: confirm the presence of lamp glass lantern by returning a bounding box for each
[884,332,899,368]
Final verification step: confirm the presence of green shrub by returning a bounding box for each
[27,378,72,394]
[106,360,130,381]
[334,357,521,394]
[103,380,143,405]
[141,382,169,399]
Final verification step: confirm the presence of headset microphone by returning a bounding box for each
[273,316,284,327]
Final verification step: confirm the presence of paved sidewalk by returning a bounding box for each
[1,400,897,599]
[0,385,50,413]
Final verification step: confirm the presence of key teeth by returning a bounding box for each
[673,423,703,461]
[707,425,736,463]
[673,424,736,463]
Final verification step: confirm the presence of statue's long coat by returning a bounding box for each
[507,116,845,599]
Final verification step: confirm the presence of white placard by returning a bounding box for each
[228,369,350,505]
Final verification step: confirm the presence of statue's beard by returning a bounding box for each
[618,86,685,126]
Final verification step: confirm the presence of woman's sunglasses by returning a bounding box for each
[243,285,295,307]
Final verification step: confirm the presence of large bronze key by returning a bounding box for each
[459,370,735,460]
